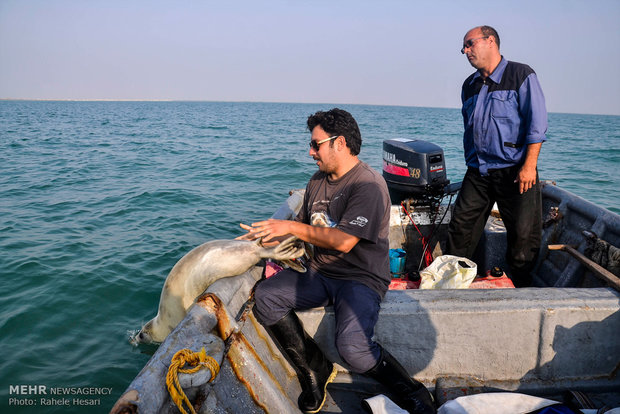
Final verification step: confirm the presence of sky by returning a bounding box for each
[1,0,619,115]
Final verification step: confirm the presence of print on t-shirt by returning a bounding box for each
[311,211,337,228]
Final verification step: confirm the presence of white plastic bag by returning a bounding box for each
[363,394,408,414]
[437,392,558,414]
[419,255,477,289]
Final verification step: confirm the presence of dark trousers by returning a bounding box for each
[253,267,382,373]
[446,166,542,287]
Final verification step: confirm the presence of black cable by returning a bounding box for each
[417,193,454,271]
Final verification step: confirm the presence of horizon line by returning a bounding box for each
[0,98,617,117]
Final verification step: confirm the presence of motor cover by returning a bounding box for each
[382,139,449,203]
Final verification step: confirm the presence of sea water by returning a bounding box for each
[0,101,618,413]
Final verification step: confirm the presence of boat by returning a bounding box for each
[111,141,620,413]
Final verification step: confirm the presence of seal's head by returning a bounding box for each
[130,319,158,346]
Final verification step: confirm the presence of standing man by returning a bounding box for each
[447,25,548,287]
[239,108,435,414]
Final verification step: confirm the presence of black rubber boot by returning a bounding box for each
[266,312,337,413]
[364,348,436,414]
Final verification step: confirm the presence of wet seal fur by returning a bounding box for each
[133,236,304,344]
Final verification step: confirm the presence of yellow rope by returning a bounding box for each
[166,347,220,414]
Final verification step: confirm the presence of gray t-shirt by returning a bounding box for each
[296,161,391,297]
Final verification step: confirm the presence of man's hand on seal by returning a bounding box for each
[237,220,292,244]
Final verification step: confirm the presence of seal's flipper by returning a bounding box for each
[280,259,307,273]
[267,236,305,260]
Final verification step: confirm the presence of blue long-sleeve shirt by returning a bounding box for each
[461,57,548,175]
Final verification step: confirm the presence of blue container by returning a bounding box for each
[389,248,406,276]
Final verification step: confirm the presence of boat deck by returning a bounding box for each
[319,377,620,413]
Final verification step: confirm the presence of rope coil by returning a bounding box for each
[166,347,220,414]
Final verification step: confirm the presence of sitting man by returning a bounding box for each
[238,108,435,414]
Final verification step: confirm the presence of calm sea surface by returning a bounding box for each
[1,101,618,413]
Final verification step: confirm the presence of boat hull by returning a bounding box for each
[112,183,620,413]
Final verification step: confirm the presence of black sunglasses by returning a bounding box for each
[461,36,489,54]
[309,135,338,151]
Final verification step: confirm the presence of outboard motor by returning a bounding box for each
[382,139,450,205]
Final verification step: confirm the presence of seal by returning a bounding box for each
[133,236,304,344]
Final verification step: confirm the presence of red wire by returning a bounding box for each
[401,203,433,267]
